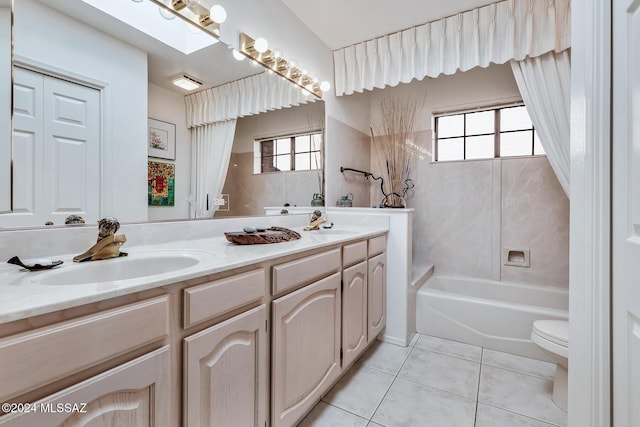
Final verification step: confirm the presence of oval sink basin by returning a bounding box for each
[37,252,205,286]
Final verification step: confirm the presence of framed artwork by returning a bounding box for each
[148,161,175,206]
[148,118,176,160]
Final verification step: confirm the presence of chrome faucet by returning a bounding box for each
[73,217,127,262]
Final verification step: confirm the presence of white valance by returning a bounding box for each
[185,71,315,128]
[333,0,571,96]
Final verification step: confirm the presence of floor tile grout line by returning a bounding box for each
[319,401,371,424]
[391,374,479,403]
[367,345,414,423]
[478,346,567,427]
[368,375,400,425]
[395,345,482,401]
[480,402,564,427]
[412,345,483,364]
[473,347,484,427]
[480,362,555,381]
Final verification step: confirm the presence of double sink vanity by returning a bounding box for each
[0,216,388,426]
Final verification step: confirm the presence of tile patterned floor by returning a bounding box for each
[297,334,567,427]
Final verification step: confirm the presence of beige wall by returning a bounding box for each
[147,83,191,221]
[325,116,372,208]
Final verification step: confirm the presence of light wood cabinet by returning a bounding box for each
[183,305,267,427]
[272,273,342,427]
[0,346,170,427]
[0,296,169,403]
[0,233,387,427]
[368,252,387,342]
[342,261,368,367]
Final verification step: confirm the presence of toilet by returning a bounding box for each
[531,320,569,411]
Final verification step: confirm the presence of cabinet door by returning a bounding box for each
[272,273,341,427]
[368,253,387,342]
[183,305,267,427]
[0,346,170,427]
[342,261,368,367]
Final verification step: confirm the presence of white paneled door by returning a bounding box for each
[5,67,100,227]
[612,0,640,426]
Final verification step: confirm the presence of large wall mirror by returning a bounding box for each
[1,0,324,229]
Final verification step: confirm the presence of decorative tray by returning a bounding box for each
[224,226,301,245]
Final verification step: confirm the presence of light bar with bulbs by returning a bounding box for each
[239,33,330,99]
[148,0,227,38]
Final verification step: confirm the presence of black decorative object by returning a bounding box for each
[340,167,413,208]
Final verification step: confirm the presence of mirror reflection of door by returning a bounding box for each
[6,67,100,227]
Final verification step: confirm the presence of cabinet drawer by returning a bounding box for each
[272,249,340,294]
[343,241,367,267]
[368,235,387,257]
[0,296,169,402]
[183,268,265,329]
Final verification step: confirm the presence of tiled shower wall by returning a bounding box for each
[367,63,569,289]
[412,147,569,288]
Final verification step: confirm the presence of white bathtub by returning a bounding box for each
[416,275,568,361]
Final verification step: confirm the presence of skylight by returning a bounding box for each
[80,0,218,54]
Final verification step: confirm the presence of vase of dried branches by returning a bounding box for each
[370,97,422,208]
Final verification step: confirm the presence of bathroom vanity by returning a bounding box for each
[0,224,387,427]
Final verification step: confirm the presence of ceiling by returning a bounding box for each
[32,0,499,94]
[280,0,500,50]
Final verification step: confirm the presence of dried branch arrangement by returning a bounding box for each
[370,97,422,207]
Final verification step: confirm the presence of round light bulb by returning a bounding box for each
[273,49,282,60]
[254,37,268,53]
[289,58,298,68]
[232,49,245,61]
[159,7,176,20]
[210,5,227,23]
[301,68,308,75]
[320,81,331,92]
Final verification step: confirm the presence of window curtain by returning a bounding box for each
[510,49,570,197]
[185,71,314,128]
[188,120,237,217]
[333,0,571,96]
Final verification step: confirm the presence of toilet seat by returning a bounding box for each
[531,320,568,359]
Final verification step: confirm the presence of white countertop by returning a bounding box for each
[0,225,387,324]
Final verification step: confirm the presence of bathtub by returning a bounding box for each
[416,275,568,362]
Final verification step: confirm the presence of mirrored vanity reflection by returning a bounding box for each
[0,0,325,229]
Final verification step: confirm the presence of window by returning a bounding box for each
[256,131,322,173]
[434,105,544,162]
